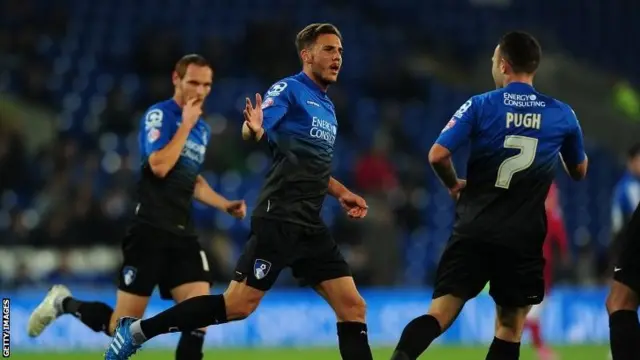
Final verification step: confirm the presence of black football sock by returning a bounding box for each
[57,297,114,335]
[176,329,206,360]
[390,314,442,360]
[485,337,520,360]
[609,310,640,360]
[131,295,227,344]
[336,322,373,360]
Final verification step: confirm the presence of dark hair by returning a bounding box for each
[498,31,541,74]
[628,143,640,159]
[295,23,342,54]
[174,54,210,78]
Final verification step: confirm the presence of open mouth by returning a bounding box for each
[329,64,340,72]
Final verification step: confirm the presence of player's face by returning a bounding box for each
[491,45,506,89]
[308,34,343,85]
[173,64,213,106]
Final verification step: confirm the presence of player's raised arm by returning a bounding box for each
[193,175,246,219]
[242,82,292,141]
[146,99,202,178]
[429,97,476,196]
[559,107,588,181]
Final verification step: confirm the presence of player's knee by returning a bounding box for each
[223,292,261,320]
[495,306,528,342]
[335,295,367,322]
[427,295,465,331]
[606,282,639,314]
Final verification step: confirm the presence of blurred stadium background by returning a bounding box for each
[3,0,640,358]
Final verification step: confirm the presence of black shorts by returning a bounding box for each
[234,217,352,291]
[613,206,640,294]
[117,223,212,300]
[432,235,545,307]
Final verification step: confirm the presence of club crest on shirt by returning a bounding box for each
[145,109,163,130]
[441,118,456,133]
[254,259,272,280]
[267,82,288,97]
[148,128,161,143]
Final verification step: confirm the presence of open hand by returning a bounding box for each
[243,93,263,134]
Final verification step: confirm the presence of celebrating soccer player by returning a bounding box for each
[389,31,588,360]
[104,23,373,360]
[28,54,247,360]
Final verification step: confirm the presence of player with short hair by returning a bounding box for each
[104,23,373,360]
[606,146,640,359]
[390,31,588,360]
[27,54,247,360]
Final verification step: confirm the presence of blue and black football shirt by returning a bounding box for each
[135,99,211,236]
[436,82,586,249]
[252,72,338,228]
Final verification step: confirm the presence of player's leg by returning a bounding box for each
[162,238,215,360]
[606,280,640,360]
[28,226,157,338]
[390,239,488,360]
[105,219,285,359]
[291,224,372,360]
[487,244,545,360]
[488,305,532,360]
[169,281,235,360]
[314,277,372,360]
[606,206,640,360]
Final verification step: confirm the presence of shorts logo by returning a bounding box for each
[122,266,137,286]
[253,259,271,280]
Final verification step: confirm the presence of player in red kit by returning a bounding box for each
[525,182,569,360]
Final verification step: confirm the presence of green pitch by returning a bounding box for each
[16,345,609,359]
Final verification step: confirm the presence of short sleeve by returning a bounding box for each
[261,81,293,132]
[139,108,174,157]
[559,107,586,167]
[435,97,478,153]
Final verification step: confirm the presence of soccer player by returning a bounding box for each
[607,191,640,360]
[104,23,373,360]
[390,31,588,360]
[27,54,247,360]
[524,182,568,360]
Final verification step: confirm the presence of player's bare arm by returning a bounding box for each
[328,177,368,219]
[560,154,588,181]
[428,144,466,198]
[148,98,202,177]
[242,93,265,141]
[193,175,246,219]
